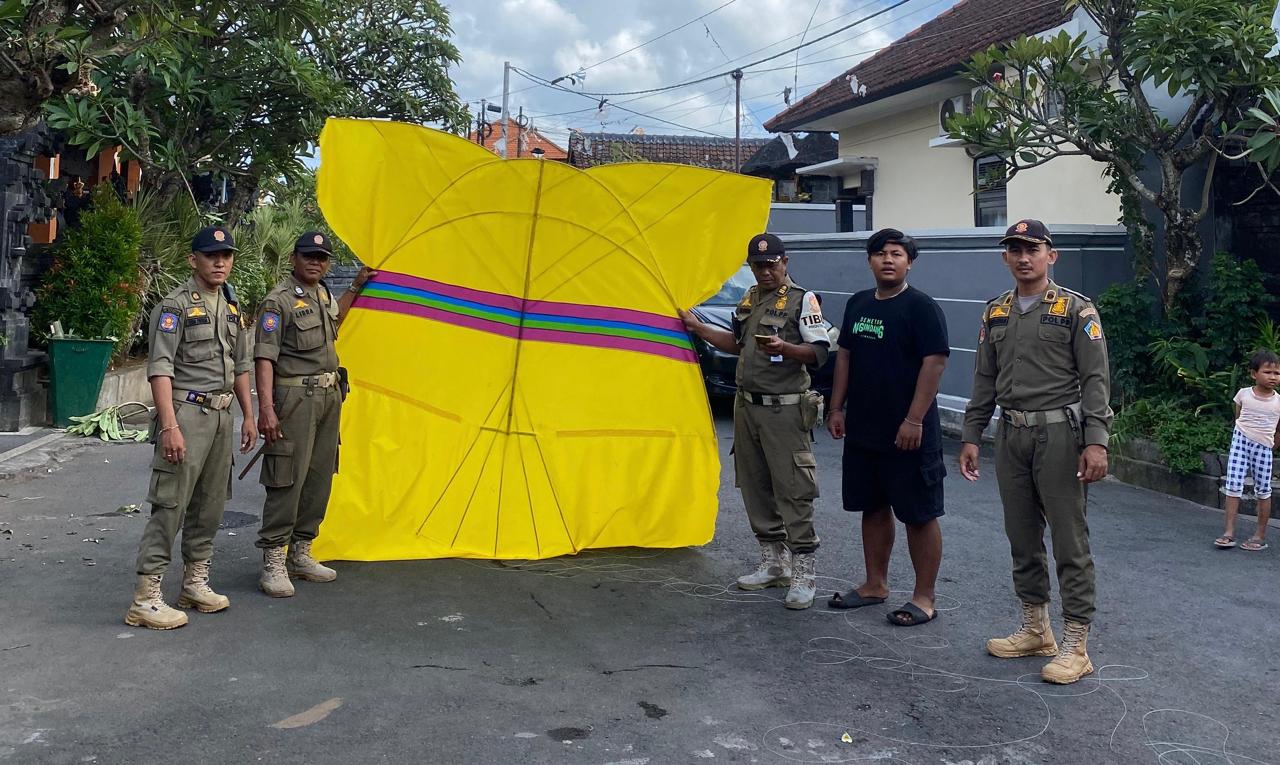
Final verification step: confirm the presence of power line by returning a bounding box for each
[580,0,742,73]
[512,0,914,98]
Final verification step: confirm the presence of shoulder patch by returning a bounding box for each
[261,312,281,333]
[158,312,179,333]
[1083,319,1103,341]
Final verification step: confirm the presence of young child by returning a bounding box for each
[1215,350,1280,551]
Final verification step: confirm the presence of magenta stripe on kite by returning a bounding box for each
[374,270,682,332]
[376,271,523,312]
[354,295,697,363]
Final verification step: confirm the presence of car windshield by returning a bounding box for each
[703,265,756,306]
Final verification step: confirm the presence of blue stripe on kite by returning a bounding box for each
[369,281,687,341]
[368,282,523,320]
[522,312,688,341]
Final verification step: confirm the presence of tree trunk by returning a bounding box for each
[221,174,261,228]
[1161,208,1202,310]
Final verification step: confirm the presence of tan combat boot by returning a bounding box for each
[986,601,1058,658]
[259,546,295,598]
[736,541,792,590]
[177,559,230,613]
[784,552,817,610]
[287,539,337,583]
[1041,620,1093,684]
[124,574,189,630]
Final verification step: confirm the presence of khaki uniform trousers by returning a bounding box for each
[257,384,341,549]
[733,398,820,553]
[995,419,1096,624]
[136,403,234,575]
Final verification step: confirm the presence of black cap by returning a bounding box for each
[191,226,237,253]
[295,231,332,256]
[999,219,1053,247]
[746,232,785,263]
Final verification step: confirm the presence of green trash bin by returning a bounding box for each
[48,338,115,427]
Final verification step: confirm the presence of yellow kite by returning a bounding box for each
[311,118,771,560]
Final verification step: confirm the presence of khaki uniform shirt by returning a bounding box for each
[147,277,252,392]
[732,277,830,394]
[254,274,340,377]
[962,281,1113,446]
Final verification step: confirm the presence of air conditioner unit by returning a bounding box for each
[937,94,972,136]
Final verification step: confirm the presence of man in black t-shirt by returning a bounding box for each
[826,229,949,626]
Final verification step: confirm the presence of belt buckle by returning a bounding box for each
[1009,410,1028,428]
[185,391,208,406]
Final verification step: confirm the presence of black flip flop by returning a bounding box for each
[887,602,938,626]
[827,590,887,610]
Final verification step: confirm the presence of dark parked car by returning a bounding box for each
[689,265,839,400]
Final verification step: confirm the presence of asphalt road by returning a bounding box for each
[1,409,1276,765]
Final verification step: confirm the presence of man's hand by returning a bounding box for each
[258,407,282,444]
[161,425,186,464]
[240,418,259,454]
[827,410,846,439]
[677,309,703,334]
[757,335,787,356]
[1077,444,1108,483]
[894,420,923,451]
[959,443,981,482]
[352,266,377,292]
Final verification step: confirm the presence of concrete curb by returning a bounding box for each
[0,431,65,465]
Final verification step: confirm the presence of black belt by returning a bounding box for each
[739,391,803,406]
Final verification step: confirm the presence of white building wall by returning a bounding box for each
[1008,154,1121,225]
[838,104,974,229]
[836,103,1122,230]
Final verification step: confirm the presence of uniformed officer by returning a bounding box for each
[253,232,372,597]
[680,233,831,609]
[959,219,1112,684]
[125,225,257,630]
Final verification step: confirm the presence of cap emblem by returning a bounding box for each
[757,240,768,252]
[1015,222,1028,233]
[213,229,226,242]
[313,234,324,245]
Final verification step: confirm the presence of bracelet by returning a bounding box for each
[158,424,180,434]
[903,418,923,427]
[347,283,361,294]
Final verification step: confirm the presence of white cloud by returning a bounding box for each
[444,0,961,139]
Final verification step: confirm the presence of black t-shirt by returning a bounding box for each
[838,286,950,452]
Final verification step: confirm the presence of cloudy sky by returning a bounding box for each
[444,0,963,146]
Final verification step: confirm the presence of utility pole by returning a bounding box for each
[499,61,511,158]
[732,69,743,171]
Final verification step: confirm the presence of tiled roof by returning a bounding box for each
[467,117,568,160]
[566,131,771,172]
[765,0,1074,132]
[740,132,838,176]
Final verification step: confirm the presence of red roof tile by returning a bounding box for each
[468,117,568,160]
[765,0,1074,132]
[566,131,771,172]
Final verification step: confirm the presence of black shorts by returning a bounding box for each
[841,444,946,525]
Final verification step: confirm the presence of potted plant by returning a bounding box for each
[34,184,142,426]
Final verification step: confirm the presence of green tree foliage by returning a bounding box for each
[34,184,141,347]
[947,0,1280,310]
[0,0,174,135]
[37,0,466,221]
[1103,252,1276,472]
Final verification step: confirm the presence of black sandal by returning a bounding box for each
[887,602,937,626]
[827,590,887,610]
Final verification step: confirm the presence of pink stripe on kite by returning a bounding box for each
[355,296,520,338]
[523,327,698,363]
[374,270,681,332]
[375,271,523,312]
[353,295,696,363]
[524,299,684,332]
